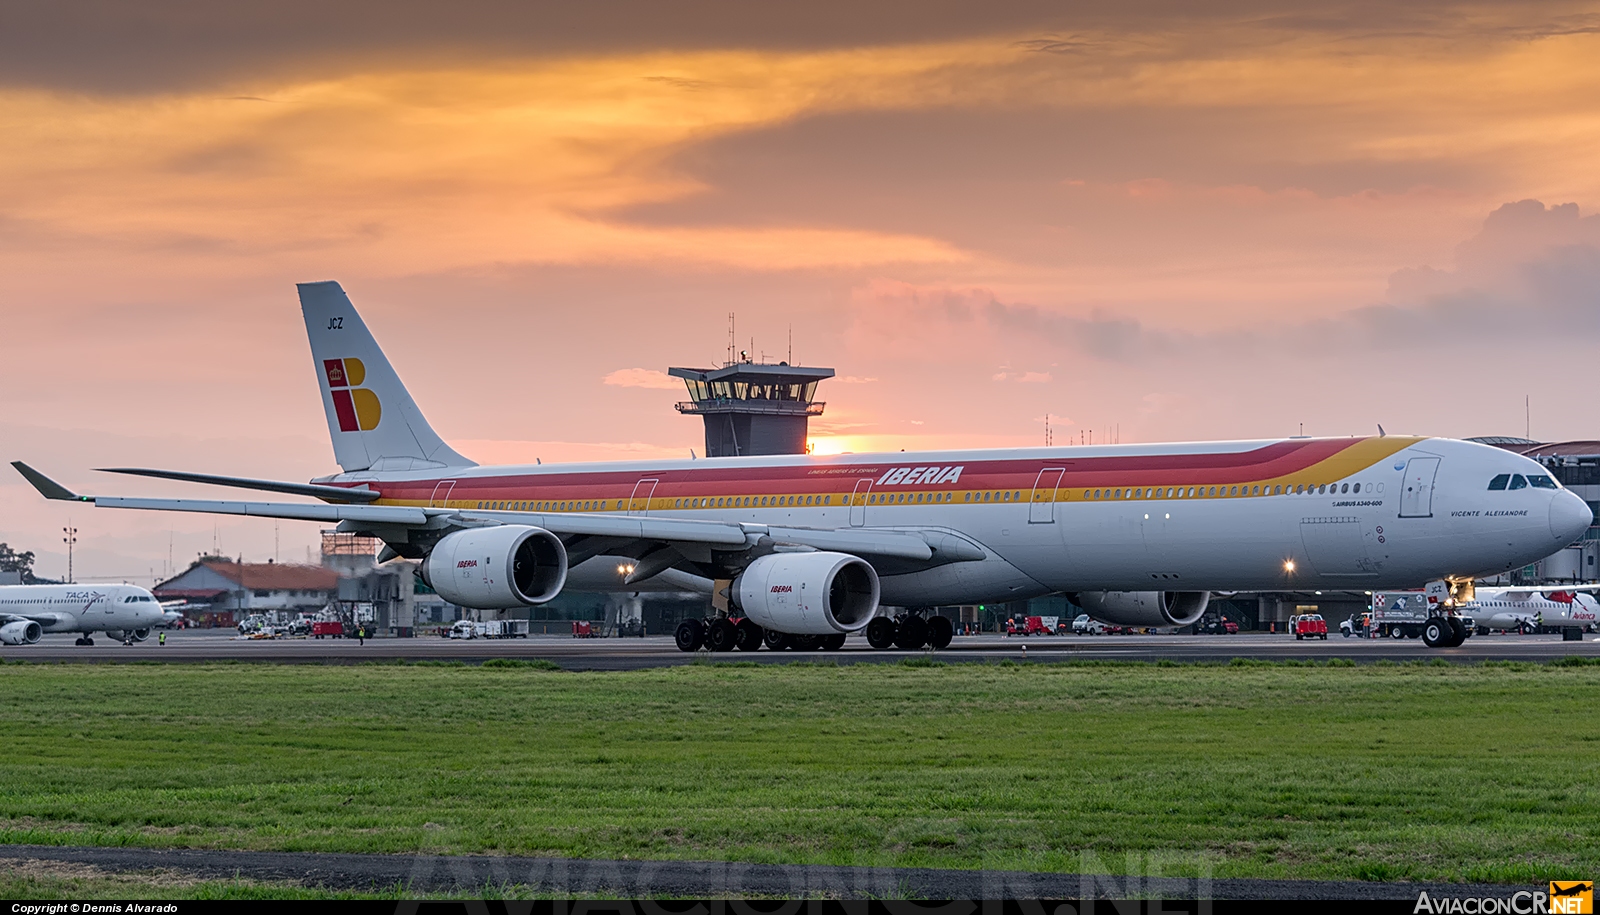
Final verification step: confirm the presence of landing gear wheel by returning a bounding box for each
[83,637,94,646]
[735,619,764,651]
[74,638,87,646]
[674,619,705,652]
[1476,626,1489,636]
[821,634,846,651]
[866,617,897,650]
[763,629,791,651]
[894,614,930,650]
[1422,617,1451,647]
[707,618,739,651]
[927,615,954,650]
[791,634,820,651]
[1447,617,1467,647]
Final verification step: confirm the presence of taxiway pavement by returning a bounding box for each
[4,628,1596,667]
[0,843,1551,899]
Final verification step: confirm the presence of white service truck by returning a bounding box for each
[1371,585,1474,646]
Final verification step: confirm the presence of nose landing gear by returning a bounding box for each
[1421,616,1468,648]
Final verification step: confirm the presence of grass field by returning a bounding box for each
[1,657,1597,885]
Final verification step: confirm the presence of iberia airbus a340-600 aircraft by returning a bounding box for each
[12,282,1594,651]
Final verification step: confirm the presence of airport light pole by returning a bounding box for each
[62,525,78,584]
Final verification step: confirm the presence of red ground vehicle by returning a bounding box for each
[1020,616,1061,636]
[312,621,344,639]
[572,621,595,638]
[1291,614,1329,640]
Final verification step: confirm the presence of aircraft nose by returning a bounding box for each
[1549,490,1593,544]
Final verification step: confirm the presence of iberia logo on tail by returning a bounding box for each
[323,358,381,432]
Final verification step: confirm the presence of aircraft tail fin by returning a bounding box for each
[297,281,476,473]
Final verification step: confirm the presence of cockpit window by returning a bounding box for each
[1488,474,1510,491]
[1508,474,1528,490]
[1527,475,1558,489]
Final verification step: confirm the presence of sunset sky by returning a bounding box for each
[5,1,1600,581]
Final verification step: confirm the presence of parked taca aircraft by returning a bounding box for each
[11,282,1594,651]
[0,583,166,646]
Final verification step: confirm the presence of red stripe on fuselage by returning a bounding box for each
[325,438,1367,504]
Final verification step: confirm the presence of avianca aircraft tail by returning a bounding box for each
[298,281,475,472]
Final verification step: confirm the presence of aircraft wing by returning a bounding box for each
[1,610,73,628]
[12,462,966,563]
[96,467,381,503]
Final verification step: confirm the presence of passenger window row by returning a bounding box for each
[475,496,845,511]
[1083,481,1380,500]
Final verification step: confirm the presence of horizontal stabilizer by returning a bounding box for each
[97,467,379,503]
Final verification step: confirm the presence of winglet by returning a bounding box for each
[10,462,93,502]
[1377,424,1386,437]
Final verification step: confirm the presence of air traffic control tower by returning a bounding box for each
[669,359,834,457]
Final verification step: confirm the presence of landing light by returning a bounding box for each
[1283,560,1297,573]
[617,563,636,576]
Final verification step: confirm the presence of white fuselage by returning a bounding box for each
[346,435,1592,605]
[0,584,166,636]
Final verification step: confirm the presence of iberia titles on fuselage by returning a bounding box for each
[11,281,1592,648]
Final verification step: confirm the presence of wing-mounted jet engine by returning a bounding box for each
[1074,590,1210,628]
[0,620,42,645]
[675,551,881,653]
[418,525,568,609]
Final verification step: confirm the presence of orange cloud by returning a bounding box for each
[602,368,682,389]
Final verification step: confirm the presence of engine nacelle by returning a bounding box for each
[1075,591,1210,627]
[735,551,879,635]
[0,620,42,645]
[422,525,568,609]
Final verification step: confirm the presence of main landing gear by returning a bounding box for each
[74,636,96,646]
[673,616,846,653]
[864,610,953,651]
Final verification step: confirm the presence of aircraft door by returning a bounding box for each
[1399,457,1440,518]
[429,480,456,508]
[627,478,659,516]
[1029,468,1065,523]
[849,479,873,527]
